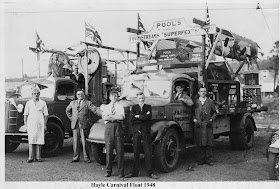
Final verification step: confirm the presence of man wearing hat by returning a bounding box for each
[174,83,194,106]
[24,87,49,163]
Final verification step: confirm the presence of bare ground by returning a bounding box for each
[5,129,278,182]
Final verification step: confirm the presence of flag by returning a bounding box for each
[85,22,102,46]
[205,4,210,25]
[205,4,212,49]
[35,32,46,52]
[138,14,152,50]
[29,32,46,53]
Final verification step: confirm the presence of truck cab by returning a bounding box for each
[5,77,78,156]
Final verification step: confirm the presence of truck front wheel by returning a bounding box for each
[5,136,20,153]
[230,118,254,150]
[268,152,279,180]
[154,128,180,172]
[42,122,64,157]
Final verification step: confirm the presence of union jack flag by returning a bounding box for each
[85,22,102,46]
[138,14,152,49]
[29,32,46,53]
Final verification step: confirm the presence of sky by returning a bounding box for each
[1,0,279,78]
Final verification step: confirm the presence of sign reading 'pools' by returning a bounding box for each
[129,18,216,43]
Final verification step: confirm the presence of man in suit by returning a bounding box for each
[65,89,101,163]
[125,92,158,179]
[102,90,125,178]
[174,83,193,106]
[193,87,217,166]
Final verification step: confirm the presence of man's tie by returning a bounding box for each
[111,103,116,115]
[77,100,81,110]
[175,93,180,100]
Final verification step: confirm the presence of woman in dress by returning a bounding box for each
[24,87,49,163]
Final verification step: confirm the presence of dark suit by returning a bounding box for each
[66,99,101,161]
[130,103,153,175]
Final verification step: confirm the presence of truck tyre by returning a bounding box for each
[5,137,20,153]
[42,122,64,157]
[91,143,106,165]
[230,118,254,150]
[154,128,180,172]
[268,153,279,180]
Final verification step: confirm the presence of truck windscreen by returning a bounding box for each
[122,80,171,99]
[20,84,54,99]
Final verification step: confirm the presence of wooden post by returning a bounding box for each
[202,34,207,91]
[22,58,24,81]
[127,53,129,70]
[85,48,89,96]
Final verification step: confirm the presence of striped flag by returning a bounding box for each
[138,14,152,49]
[205,4,210,25]
[85,22,102,46]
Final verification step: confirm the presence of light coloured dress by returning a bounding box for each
[24,99,49,144]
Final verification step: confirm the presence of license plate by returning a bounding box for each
[102,147,117,155]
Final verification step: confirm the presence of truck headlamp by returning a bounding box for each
[17,104,24,113]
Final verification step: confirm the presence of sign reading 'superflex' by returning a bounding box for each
[129,18,216,43]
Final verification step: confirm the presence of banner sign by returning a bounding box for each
[155,49,216,63]
[155,49,178,62]
[129,18,216,43]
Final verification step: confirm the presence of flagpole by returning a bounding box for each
[136,13,140,69]
[37,52,40,78]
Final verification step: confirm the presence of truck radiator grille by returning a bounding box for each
[7,103,18,132]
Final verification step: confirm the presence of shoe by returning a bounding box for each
[27,159,33,163]
[119,174,125,178]
[149,173,158,179]
[35,159,43,162]
[71,159,79,163]
[205,160,214,166]
[85,160,91,163]
[197,160,206,165]
[105,172,112,177]
[125,173,139,178]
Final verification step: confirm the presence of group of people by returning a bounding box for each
[23,81,217,180]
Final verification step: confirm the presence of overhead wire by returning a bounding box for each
[4,7,277,14]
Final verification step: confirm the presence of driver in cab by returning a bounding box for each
[174,83,193,106]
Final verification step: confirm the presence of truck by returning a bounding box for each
[5,48,115,156]
[86,17,268,172]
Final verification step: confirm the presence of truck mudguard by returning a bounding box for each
[88,119,106,143]
[150,120,183,142]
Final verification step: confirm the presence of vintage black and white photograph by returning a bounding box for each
[1,0,279,188]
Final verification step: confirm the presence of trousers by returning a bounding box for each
[132,130,153,174]
[72,127,90,161]
[104,122,124,175]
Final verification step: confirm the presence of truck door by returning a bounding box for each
[171,79,194,141]
[54,82,76,131]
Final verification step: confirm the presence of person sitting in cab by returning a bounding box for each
[174,83,193,106]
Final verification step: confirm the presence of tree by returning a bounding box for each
[270,41,279,96]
